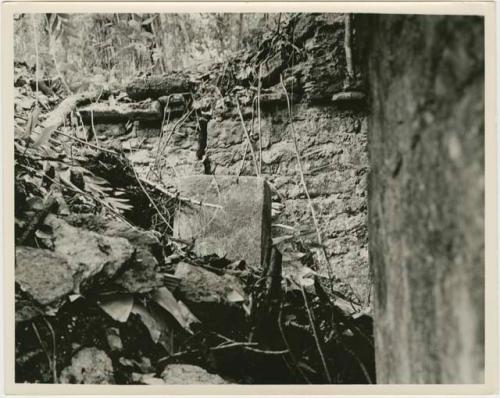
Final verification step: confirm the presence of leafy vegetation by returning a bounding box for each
[15,13,282,93]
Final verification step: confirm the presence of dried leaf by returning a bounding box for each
[69,294,82,302]
[24,107,41,137]
[97,294,134,322]
[33,124,58,148]
[177,300,200,325]
[131,302,170,344]
[34,229,53,240]
[272,235,294,246]
[152,287,197,333]
[227,289,245,303]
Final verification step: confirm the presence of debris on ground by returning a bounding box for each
[14,13,374,385]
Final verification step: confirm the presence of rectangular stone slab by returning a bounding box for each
[173,175,271,268]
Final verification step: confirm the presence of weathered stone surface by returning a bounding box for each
[85,12,371,308]
[59,347,115,384]
[126,74,191,101]
[79,101,162,123]
[128,103,369,304]
[367,15,484,383]
[207,119,245,148]
[43,214,134,289]
[174,175,272,268]
[161,364,229,384]
[175,262,245,304]
[88,122,127,138]
[260,52,285,88]
[128,149,152,165]
[64,214,164,293]
[288,13,361,102]
[15,246,77,306]
[260,79,301,108]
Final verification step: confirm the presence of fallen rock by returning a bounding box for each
[16,246,78,306]
[43,214,134,290]
[59,347,115,384]
[64,214,164,293]
[161,364,229,384]
[175,262,245,305]
[173,175,272,269]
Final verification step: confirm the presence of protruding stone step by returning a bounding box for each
[331,91,366,104]
[173,175,272,268]
[78,101,163,123]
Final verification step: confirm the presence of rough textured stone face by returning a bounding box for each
[161,364,229,384]
[15,246,78,306]
[59,347,115,384]
[121,99,369,306]
[174,175,272,268]
[44,215,134,289]
[367,15,484,383]
[204,105,369,304]
[175,262,245,304]
[89,13,371,306]
[64,214,164,293]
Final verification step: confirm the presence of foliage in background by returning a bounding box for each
[14,13,281,93]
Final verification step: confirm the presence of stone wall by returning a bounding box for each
[88,13,372,306]
[136,96,370,306]
[366,14,485,383]
[207,104,369,304]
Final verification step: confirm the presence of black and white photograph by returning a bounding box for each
[5,4,493,391]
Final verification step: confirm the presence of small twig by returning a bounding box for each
[278,303,311,383]
[42,317,58,384]
[157,349,198,365]
[235,100,259,176]
[235,95,256,179]
[192,174,223,237]
[32,320,57,383]
[53,129,118,156]
[300,282,332,383]
[212,341,258,350]
[344,14,354,80]
[49,31,73,95]
[88,88,104,146]
[129,159,172,232]
[257,63,263,174]
[237,141,249,178]
[211,339,288,355]
[149,95,172,178]
[139,177,223,210]
[30,14,39,109]
[342,344,373,384]
[280,75,336,294]
[18,196,57,244]
[157,108,194,159]
[90,109,99,146]
[242,346,289,355]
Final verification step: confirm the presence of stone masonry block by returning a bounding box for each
[173,175,271,268]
